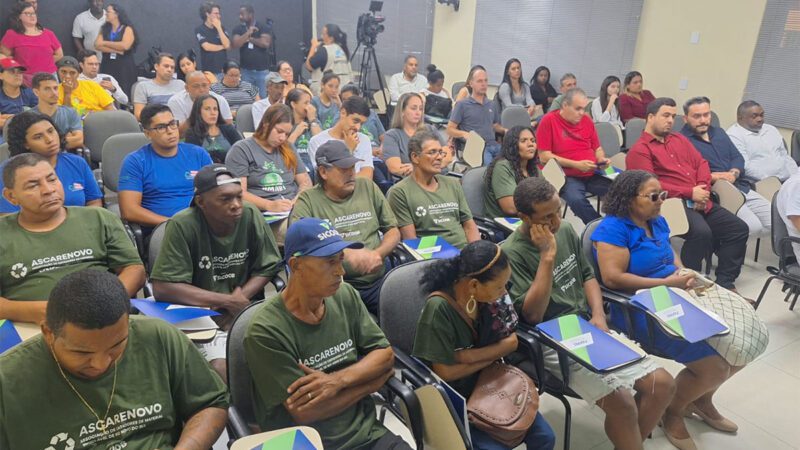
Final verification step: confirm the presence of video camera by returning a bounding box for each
[356,1,385,47]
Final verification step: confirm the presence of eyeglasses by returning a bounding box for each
[639,191,668,202]
[423,149,448,157]
[21,11,37,17]
[146,120,179,133]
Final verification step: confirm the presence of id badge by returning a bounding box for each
[110,52,117,60]
[247,42,254,49]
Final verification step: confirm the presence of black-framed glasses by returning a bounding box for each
[146,119,179,133]
[423,149,448,158]
[639,191,668,202]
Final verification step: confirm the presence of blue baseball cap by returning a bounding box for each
[284,217,363,262]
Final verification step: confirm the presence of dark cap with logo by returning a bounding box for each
[191,164,241,205]
[315,140,362,168]
[266,72,287,85]
[284,217,363,262]
[55,56,81,71]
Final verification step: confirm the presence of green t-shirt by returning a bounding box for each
[150,203,281,296]
[387,174,473,249]
[0,316,229,450]
[412,295,479,398]
[483,159,519,219]
[290,178,398,287]
[244,283,390,450]
[502,222,595,322]
[0,207,142,301]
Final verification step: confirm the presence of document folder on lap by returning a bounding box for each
[494,217,522,233]
[595,165,622,180]
[629,286,729,343]
[536,314,646,372]
[401,236,460,260]
[130,299,220,331]
[0,320,23,354]
[263,211,290,224]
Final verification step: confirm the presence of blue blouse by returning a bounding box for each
[591,215,677,279]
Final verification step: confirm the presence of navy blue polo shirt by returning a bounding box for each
[450,95,498,143]
[681,125,749,193]
[0,86,37,114]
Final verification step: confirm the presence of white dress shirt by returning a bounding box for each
[726,122,797,181]
[388,72,428,104]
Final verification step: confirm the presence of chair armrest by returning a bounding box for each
[779,236,800,275]
[517,323,571,384]
[385,376,423,449]
[740,175,758,190]
[227,405,251,440]
[392,347,436,385]
[514,329,546,395]
[269,274,286,292]
[389,246,411,267]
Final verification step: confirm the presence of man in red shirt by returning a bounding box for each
[626,97,748,291]
[537,88,610,224]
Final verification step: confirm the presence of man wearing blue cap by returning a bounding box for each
[245,217,412,450]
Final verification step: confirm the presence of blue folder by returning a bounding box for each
[130,299,220,325]
[401,236,460,260]
[0,320,22,354]
[536,314,645,372]
[629,286,729,343]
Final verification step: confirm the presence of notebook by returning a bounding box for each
[0,320,23,354]
[494,217,522,233]
[401,236,460,260]
[536,314,646,372]
[629,286,729,343]
[130,299,220,332]
[595,164,622,180]
[248,428,318,450]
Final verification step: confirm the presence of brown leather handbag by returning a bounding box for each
[430,291,540,447]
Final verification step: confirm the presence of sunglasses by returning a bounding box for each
[639,191,668,202]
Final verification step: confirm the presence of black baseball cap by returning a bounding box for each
[191,164,240,205]
[315,140,361,168]
[55,56,81,71]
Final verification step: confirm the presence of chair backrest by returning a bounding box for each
[672,114,686,133]
[624,118,646,147]
[236,104,256,133]
[755,176,782,203]
[227,300,265,428]
[101,132,151,192]
[146,221,168,272]
[500,105,531,129]
[791,130,800,165]
[580,219,603,283]
[609,152,626,170]
[461,166,487,217]
[451,81,465,97]
[710,110,720,128]
[462,130,485,168]
[595,122,622,157]
[541,158,566,192]
[2,116,11,138]
[711,180,745,214]
[771,193,789,257]
[414,384,469,450]
[0,143,9,163]
[661,197,689,237]
[373,88,389,115]
[83,110,141,164]
[379,259,440,355]
[130,81,140,105]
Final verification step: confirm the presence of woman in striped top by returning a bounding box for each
[210,60,259,118]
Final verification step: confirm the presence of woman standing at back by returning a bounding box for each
[304,23,353,96]
[94,3,137,98]
[0,2,62,87]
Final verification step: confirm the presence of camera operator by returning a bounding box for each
[304,24,353,96]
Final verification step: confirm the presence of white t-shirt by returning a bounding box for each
[167,90,233,122]
[776,169,800,262]
[72,10,106,60]
[307,129,374,175]
[251,98,271,128]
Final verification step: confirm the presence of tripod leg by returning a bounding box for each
[369,47,387,105]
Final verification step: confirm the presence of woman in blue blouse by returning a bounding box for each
[1,111,102,213]
[591,170,765,450]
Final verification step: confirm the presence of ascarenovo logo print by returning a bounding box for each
[45,432,75,450]
[10,262,28,279]
[415,206,427,217]
[198,256,211,269]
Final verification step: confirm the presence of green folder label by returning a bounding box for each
[416,236,440,259]
[651,285,685,337]
[557,315,592,365]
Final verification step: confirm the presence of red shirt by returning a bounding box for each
[536,111,600,178]
[626,131,713,212]
[619,90,655,123]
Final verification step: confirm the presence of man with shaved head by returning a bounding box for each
[167,70,233,135]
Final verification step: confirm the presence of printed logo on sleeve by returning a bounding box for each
[184,170,199,180]
[68,182,84,192]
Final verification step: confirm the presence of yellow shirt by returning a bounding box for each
[58,79,114,116]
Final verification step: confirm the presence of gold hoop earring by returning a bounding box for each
[466,295,477,314]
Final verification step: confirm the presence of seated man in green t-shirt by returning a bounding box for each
[245,218,412,450]
[501,177,675,450]
[0,269,229,449]
[387,129,480,249]
[151,163,282,380]
[0,153,146,324]
[290,140,400,315]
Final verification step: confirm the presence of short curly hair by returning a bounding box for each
[602,170,657,217]
[6,111,65,157]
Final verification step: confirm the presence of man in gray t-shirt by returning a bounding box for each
[224,137,309,201]
[133,54,185,120]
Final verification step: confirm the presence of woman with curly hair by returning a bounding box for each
[1,111,101,212]
[591,170,768,450]
[483,125,539,218]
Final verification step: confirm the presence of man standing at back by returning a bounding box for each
[727,100,798,182]
[232,4,272,99]
[72,0,106,60]
[537,87,610,224]
[118,104,212,232]
[132,53,185,120]
[196,1,230,75]
[388,55,427,104]
[446,66,505,165]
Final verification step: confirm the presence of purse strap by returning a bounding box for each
[428,290,478,341]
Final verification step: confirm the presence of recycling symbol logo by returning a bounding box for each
[415,206,427,218]
[45,432,75,450]
[198,256,212,270]
[10,263,28,279]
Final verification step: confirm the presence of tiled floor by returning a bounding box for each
[221,212,800,449]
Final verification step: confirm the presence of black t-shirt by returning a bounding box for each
[233,21,270,71]
[195,23,229,74]
[309,48,327,70]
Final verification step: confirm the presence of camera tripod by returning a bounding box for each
[351,41,388,108]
